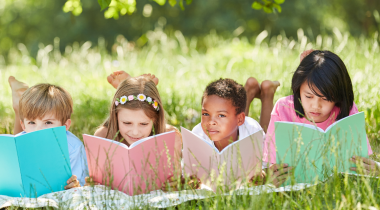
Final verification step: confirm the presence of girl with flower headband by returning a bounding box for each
[86,75,184,190]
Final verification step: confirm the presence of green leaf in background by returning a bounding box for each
[153,0,166,6]
[169,0,177,7]
[186,0,192,4]
[274,0,285,4]
[98,0,111,11]
[251,2,263,10]
[263,5,273,13]
[273,3,282,13]
[179,0,185,10]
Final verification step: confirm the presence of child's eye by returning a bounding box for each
[305,95,312,99]
[202,113,209,116]
[28,121,35,125]
[45,121,53,125]
[141,123,149,126]
[322,98,328,101]
[123,122,131,125]
[218,114,226,118]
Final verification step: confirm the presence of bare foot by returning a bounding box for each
[107,71,132,89]
[107,71,159,89]
[260,80,280,100]
[244,77,261,116]
[8,76,29,112]
[300,49,314,62]
[142,73,159,86]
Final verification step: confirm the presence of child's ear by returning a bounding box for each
[20,120,26,131]
[64,119,72,131]
[237,112,245,126]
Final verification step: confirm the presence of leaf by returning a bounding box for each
[273,3,282,13]
[274,0,285,4]
[153,0,166,6]
[169,0,177,7]
[98,0,111,11]
[251,2,263,10]
[186,0,192,5]
[263,5,273,13]
[179,0,184,10]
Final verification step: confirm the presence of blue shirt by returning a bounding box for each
[17,131,88,186]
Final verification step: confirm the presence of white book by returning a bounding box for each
[181,127,264,191]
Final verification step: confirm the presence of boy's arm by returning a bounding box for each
[70,143,88,186]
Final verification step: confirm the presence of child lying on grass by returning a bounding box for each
[8,77,88,188]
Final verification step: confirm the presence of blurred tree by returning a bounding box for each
[0,0,379,58]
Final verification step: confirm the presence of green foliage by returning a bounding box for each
[62,0,282,18]
[252,0,285,13]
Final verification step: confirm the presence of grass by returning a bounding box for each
[1,27,380,209]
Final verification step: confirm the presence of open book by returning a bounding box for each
[275,112,368,185]
[83,131,175,195]
[0,126,72,197]
[181,127,263,191]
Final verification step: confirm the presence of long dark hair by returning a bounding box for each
[292,50,354,121]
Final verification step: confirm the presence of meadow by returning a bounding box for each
[1,27,380,209]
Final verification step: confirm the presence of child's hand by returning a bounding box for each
[250,170,266,186]
[161,175,201,191]
[300,49,314,62]
[161,176,181,192]
[64,175,81,190]
[84,176,101,186]
[266,163,293,188]
[350,156,380,176]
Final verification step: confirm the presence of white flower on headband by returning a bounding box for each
[115,94,159,111]
[137,94,146,101]
[120,96,128,104]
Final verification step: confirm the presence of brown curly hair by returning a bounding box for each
[202,78,247,115]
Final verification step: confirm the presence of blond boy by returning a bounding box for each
[10,79,87,188]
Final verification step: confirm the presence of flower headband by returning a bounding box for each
[115,94,160,111]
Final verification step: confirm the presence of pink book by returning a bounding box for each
[83,131,175,195]
[181,127,263,191]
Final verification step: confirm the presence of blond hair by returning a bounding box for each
[105,76,166,142]
[19,83,73,124]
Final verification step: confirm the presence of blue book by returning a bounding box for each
[0,126,72,197]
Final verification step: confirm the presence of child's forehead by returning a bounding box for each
[202,95,235,111]
[25,112,60,121]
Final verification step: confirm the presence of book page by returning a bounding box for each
[324,112,368,175]
[219,130,264,190]
[181,127,219,188]
[0,135,23,197]
[128,132,176,195]
[16,126,72,197]
[275,122,326,185]
[83,134,131,193]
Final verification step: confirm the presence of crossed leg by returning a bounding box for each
[244,77,280,133]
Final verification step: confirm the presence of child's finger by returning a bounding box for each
[67,175,77,184]
[64,179,80,189]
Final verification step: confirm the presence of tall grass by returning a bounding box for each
[1,27,380,209]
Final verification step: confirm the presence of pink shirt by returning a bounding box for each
[263,95,373,164]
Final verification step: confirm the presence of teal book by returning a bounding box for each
[275,112,368,185]
[0,126,72,197]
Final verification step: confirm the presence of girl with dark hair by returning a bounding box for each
[262,50,377,187]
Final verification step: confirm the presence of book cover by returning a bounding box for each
[275,112,368,185]
[181,127,263,191]
[83,131,176,195]
[0,126,72,197]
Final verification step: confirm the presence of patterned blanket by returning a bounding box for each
[0,183,314,209]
